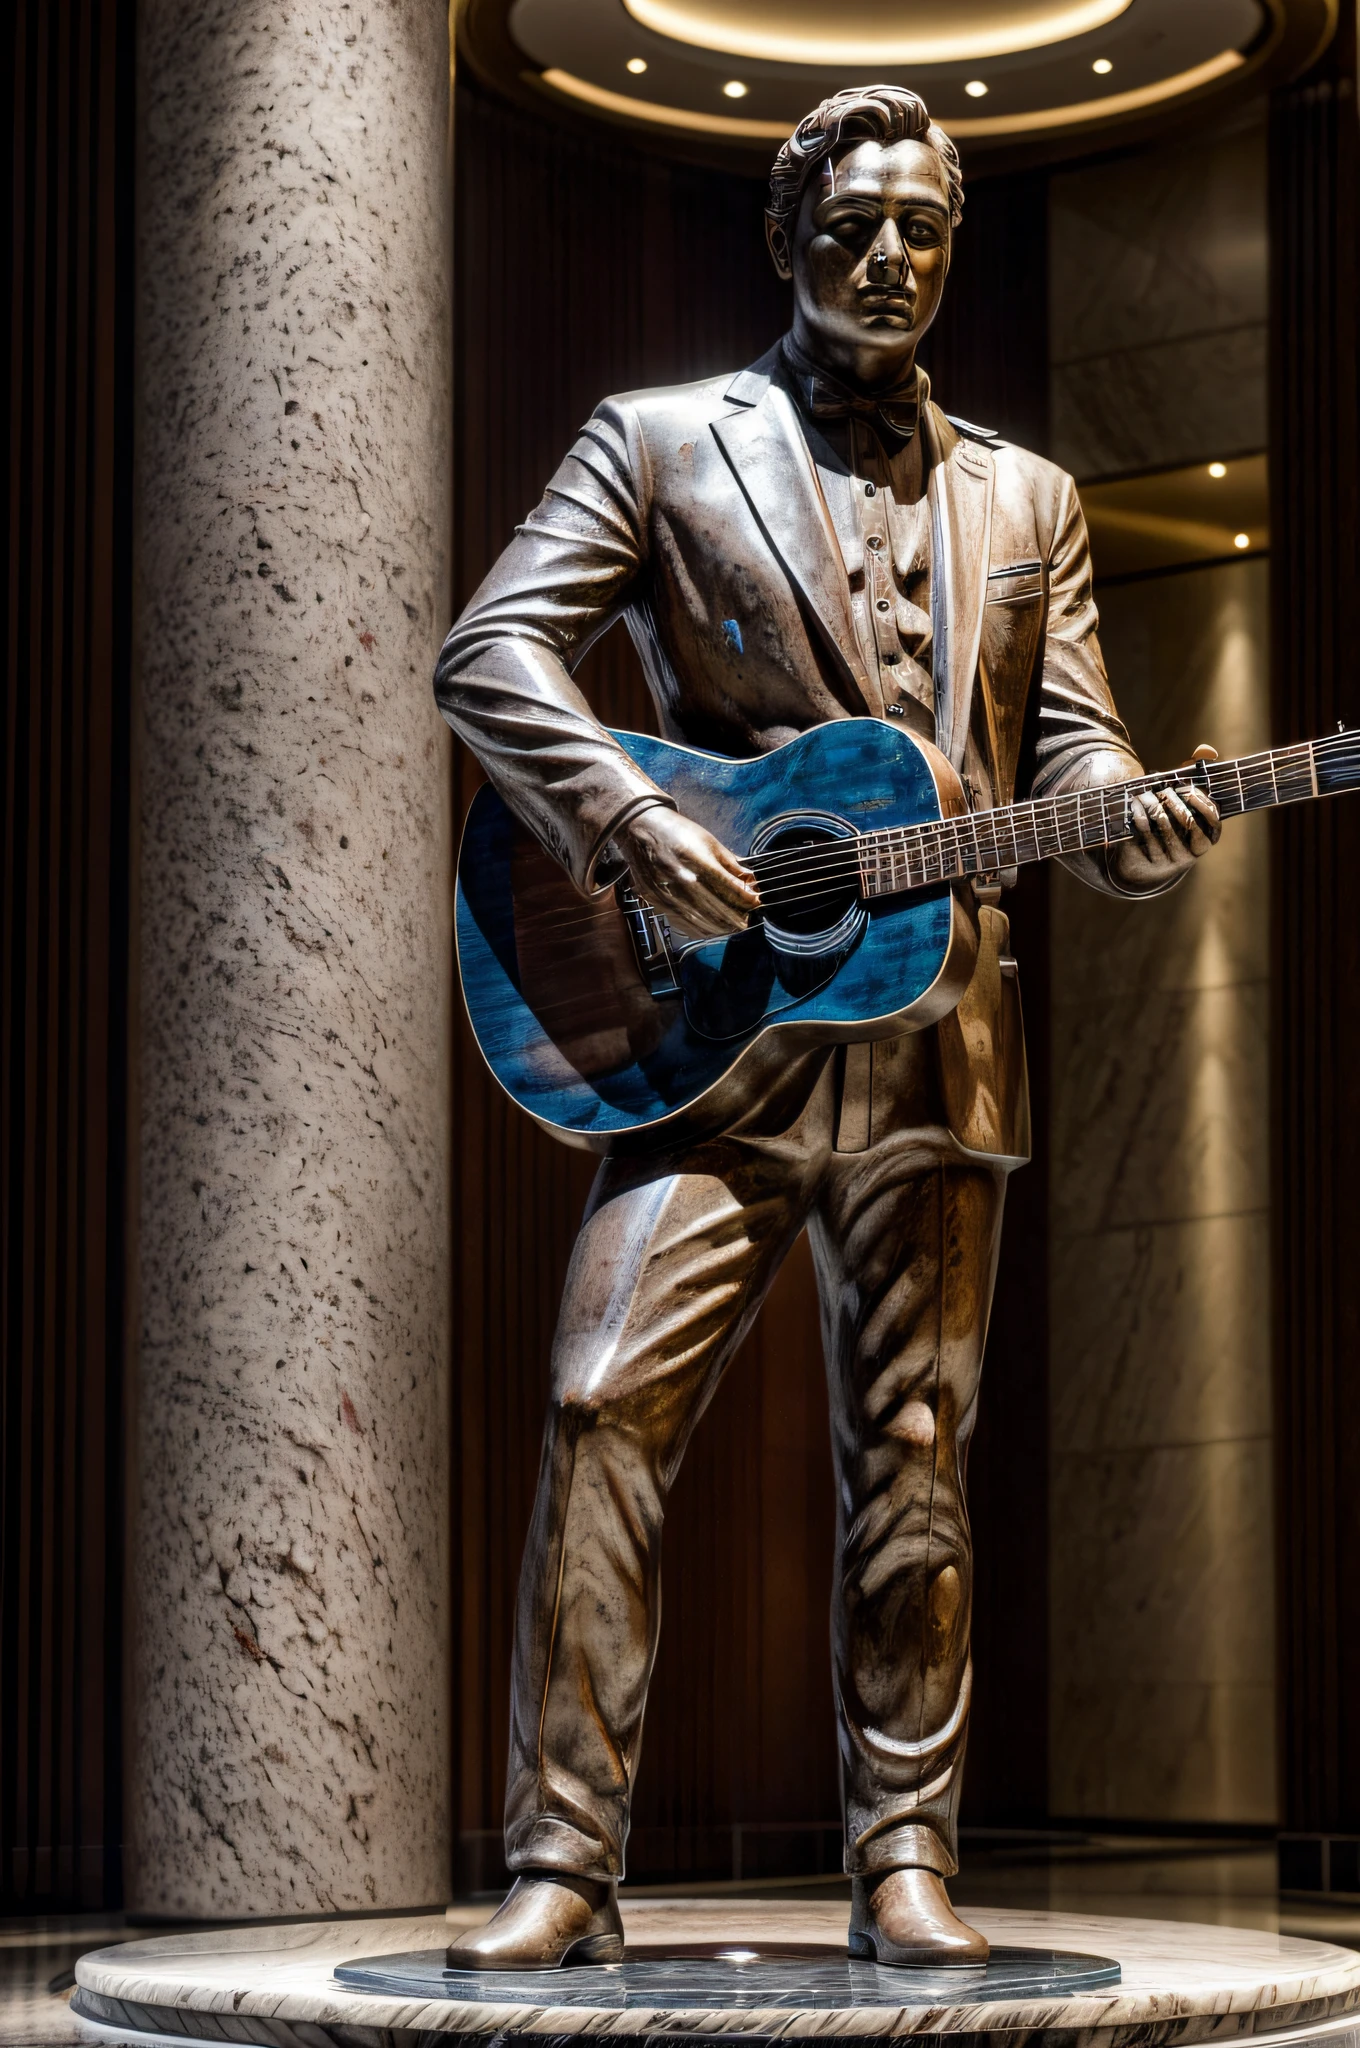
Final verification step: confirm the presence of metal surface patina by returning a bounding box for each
[434,83,1220,1973]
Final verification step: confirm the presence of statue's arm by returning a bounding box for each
[435,401,676,893]
[1025,471,1190,898]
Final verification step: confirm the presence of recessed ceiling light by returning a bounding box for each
[723,79,749,98]
[626,56,648,73]
[1092,57,1113,74]
[964,80,989,98]
[1234,532,1251,549]
[1208,462,1227,478]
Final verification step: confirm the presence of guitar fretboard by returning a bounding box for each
[855,734,1356,897]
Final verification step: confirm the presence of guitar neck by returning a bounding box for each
[857,729,1360,898]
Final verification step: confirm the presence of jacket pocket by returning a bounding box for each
[934,904,1031,1164]
[986,561,1045,607]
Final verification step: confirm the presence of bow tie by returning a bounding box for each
[783,342,923,447]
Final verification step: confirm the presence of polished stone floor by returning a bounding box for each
[5,1835,1357,2048]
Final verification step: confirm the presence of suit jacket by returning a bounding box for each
[436,344,1171,1159]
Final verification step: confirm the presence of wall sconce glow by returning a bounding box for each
[1092,57,1113,74]
[964,80,989,98]
[1208,462,1227,478]
[626,56,648,73]
[722,79,749,97]
[1234,532,1251,549]
[621,0,1132,69]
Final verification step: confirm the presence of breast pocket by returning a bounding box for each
[986,560,1045,608]
[982,561,1047,717]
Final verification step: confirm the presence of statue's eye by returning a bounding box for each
[829,214,871,245]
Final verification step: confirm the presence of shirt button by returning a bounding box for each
[865,482,876,496]
[886,704,905,716]
[867,534,884,551]
[876,598,891,611]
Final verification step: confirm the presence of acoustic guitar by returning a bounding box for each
[455,717,1358,1153]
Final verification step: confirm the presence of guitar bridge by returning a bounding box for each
[616,880,682,999]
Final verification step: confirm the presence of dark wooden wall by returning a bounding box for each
[450,72,1053,1883]
[1269,8,1360,1843]
[0,0,134,1910]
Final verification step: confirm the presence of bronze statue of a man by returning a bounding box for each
[435,85,1218,1970]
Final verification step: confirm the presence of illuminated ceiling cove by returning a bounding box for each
[619,0,1133,68]
[459,0,1336,161]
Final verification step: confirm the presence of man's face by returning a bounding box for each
[779,138,952,384]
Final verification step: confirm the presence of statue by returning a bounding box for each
[434,85,1219,1971]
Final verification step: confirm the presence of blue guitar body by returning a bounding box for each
[455,719,978,1153]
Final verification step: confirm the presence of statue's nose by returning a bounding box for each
[866,220,907,284]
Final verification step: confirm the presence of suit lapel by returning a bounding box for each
[712,383,879,715]
[926,404,995,770]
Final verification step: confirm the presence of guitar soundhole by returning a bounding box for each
[750,813,867,959]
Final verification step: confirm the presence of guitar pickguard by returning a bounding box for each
[677,925,860,1042]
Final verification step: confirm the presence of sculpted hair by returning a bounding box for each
[766,86,964,267]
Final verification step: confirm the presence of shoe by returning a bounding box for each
[446,1873,624,1970]
[848,1868,990,1967]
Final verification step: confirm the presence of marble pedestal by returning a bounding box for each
[73,1901,1360,2047]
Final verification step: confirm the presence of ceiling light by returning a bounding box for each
[1208,462,1227,478]
[722,79,748,97]
[626,56,648,73]
[947,49,1243,137]
[1234,532,1250,549]
[540,68,788,136]
[621,0,1131,69]
[1092,57,1113,74]
[964,80,989,98]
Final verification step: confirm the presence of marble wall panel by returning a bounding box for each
[1050,1677,1277,1824]
[1048,555,1274,1823]
[1052,815,1268,1003]
[1051,1212,1272,1457]
[1050,979,1268,1236]
[1051,126,1267,361]
[1099,558,1271,767]
[1053,1438,1275,1686]
[1050,124,1267,482]
[1053,327,1267,482]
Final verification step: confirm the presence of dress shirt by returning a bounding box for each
[784,352,937,739]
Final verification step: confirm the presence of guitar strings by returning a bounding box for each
[511,742,1360,934]
[490,737,1360,938]
[740,743,1331,888]
[740,742,1357,900]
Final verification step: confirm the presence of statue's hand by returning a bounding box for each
[614,803,760,939]
[1109,742,1222,890]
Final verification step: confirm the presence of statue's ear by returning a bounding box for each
[765,214,792,281]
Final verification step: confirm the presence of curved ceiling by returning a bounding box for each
[619,0,1133,68]
[459,0,1335,165]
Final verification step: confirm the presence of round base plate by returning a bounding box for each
[334,1944,1122,2010]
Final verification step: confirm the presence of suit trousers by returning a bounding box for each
[504,1027,1009,1883]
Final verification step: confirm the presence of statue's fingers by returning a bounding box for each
[1184,786,1223,842]
[1129,795,1156,856]
[1143,791,1178,855]
[1161,789,1197,841]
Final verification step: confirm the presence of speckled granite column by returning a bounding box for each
[128,1,453,1917]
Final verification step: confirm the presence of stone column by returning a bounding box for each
[128,1,453,1916]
